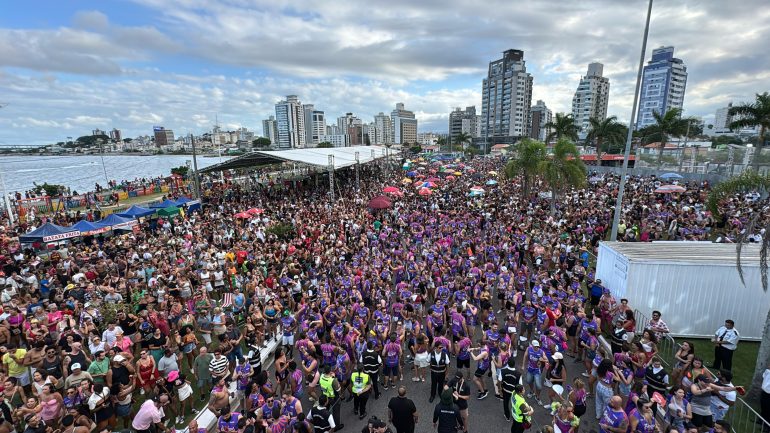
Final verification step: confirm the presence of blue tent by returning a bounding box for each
[174,196,194,206]
[98,214,137,230]
[70,220,110,236]
[149,199,179,209]
[19,222,80,243]
[117,205,156,218]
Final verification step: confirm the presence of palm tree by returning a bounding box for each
[585,116,627,164]
[436,137,447,152]
[537,138,586,214]
[504,138,546,197]
[707,170,770,399]
[454,132,472,152]
[646,108,690,166]
[729,92,770,169]
[545,113,580,143]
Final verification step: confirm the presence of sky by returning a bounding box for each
[0,0,769,146]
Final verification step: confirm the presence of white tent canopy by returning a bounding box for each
[200,145,396,173]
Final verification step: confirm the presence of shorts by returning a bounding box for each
[456,358,470,369]
[308,372,320,388]
[524,371,543,389]
[691,413,714,428]
[474,367,489,378]
[415,352,430,368]
[182,342,197,353]
[115,402,132,417]
[383,365,399,377]
[520,321,534,333]
[13,371,30,387]
[282,334,294,346]
[178,383,193,401]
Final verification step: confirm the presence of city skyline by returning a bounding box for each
[1,0,769,146]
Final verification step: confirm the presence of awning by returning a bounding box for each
[98,214,138,230]
[19,223,80,243]
[70,220,110,236]
[150,199,179,209]
[117,205,156,218]
[199,145,396,174]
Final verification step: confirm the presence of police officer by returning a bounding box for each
[432,390,463,433]
[510,385,533,433]
[351,364,372,420]
[428,343,450,403]
[308,395,336,433]
[499,357,521,421]
[318,365,344,431]
[360,341,383,399]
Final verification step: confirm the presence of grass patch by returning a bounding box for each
[684,338,759,387]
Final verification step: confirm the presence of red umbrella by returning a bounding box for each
[246,208,264,215]
[382,186,401,193]
[426,177,441,183]
[446,175,456,180]
[418,188,432,196]
[655,184,686,194]
[234,212,252,219]
[368,195,393,209]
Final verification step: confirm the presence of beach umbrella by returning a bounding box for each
[446,175,456,181]
[470,186,485,193]
[417,181,436,188]
[246,208,264,215]
[418,188,432,196]
[660,172,684,180]
[453,171,463,176]
[426,177,441,183]
[234,212,252,219]
[401,178,413,184]
[655,184,686,194]
[488,171,499,176]
[469,190,484,197]
[406,171,417,177]
[428,169,437,174]
[486,180,498,186]
[368,195,393,209]
[383,186,401,193]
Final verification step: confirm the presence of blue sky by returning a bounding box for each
[1,0,769,146]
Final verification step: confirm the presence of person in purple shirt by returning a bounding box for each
[599,396,628,433]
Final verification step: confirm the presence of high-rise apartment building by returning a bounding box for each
[109,128,122,142]
[275,95,306,149]
[391,103,418,144]
[572,62,610,138]
[529,100,552,142]
[449,106,478,144]
[261,115,278,145]
[481,49,534,144]
[374,112,392,144]
[714,103,733,131]
[303,104,325,147]
[636,46,688,129]
[153,127,174,147]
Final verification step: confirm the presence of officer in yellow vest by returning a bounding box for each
[350,365,372,420]
[318,365,343,431]
[510,384,533,433]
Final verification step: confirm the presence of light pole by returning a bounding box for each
[0,103,14,225]
[190,133,201,200]
[611,0,653,242]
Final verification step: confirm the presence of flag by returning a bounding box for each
[221,293,233,308]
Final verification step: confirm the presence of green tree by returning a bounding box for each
[707,171,770,399]
[253,137,271,147]
[454,132,472,151]
[170,166,189,176]
[646,108,691,166]
[545,113,580,143]
[586,116,627,163]
[538,139,586,214]
[504,138,546,197]
[729,92,770,169]
[409,144,423,154]
[317,141,334,148]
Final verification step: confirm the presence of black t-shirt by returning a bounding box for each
[387,396,416,430]
[446,378,471,410]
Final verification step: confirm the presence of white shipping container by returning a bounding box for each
[596,241,767,340]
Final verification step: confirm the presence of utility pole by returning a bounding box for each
[190,133,201,200]
[0,103,14,225]
[328,155,335,204]
[611,0,653,242]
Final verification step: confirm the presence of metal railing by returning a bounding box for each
[632,308,770,433]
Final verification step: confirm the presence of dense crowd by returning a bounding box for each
[0,154,761,433]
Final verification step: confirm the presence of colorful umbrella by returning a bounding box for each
[426,177,441,183]
[234,212,252,219]
[417,181,437,188]
[246,208,264,215]
[383,186,401,193]
[401,178,413,184]
[488,171,499,176]
[655,184,686,194]
[470,186,485,193]
[453,171,463,176]
[418,188,432,196]
[368,195,393,209]
[486,180,498,186]
[446,175,456,180]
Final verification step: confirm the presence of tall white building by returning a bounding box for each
[275,95,306,149]
[714,103,733,131]
[448,106,478,144]
[637,46,688,129]
[374,112,392,144]
[481,49,533,144]
[391,103,417,144]
[261,115,278,145]
[572,62,610,138]
[303,104,325,147]
[529,100,552,142]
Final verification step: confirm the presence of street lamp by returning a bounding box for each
[610,0,654,242]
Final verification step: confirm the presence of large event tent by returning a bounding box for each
[19,223,80,243]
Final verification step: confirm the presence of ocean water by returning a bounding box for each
[0,154,228,194]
